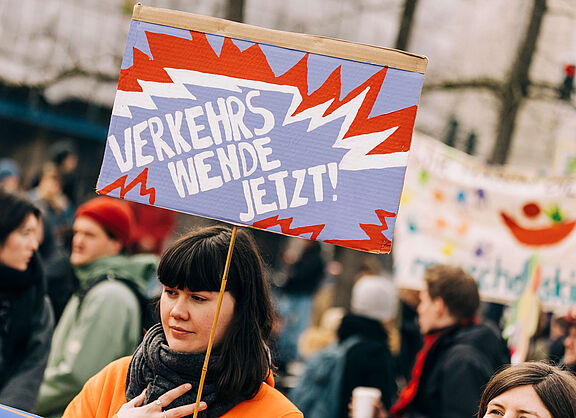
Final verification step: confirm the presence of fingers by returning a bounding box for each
[128,388,147,407]
[163,402,208,418]
[156,383,193,408]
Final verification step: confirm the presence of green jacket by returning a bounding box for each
[36,254,157,417]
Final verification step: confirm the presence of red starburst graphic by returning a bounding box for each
[252,216,325,240]
[98,168,156,205]
[118,30,416,155]
[325,209,396,253]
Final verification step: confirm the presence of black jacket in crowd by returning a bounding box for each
[0,253,54,410]
[409,321,510,418]
[337,313,397,418]
[280,242,325,295]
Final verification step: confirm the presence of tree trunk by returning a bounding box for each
[226,0,245,23]
[395,0,419,51]
[489,0,546,164]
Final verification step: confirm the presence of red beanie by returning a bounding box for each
[75,197,134,247]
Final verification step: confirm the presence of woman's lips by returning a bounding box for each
[170,326,192,338]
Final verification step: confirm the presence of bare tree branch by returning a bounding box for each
[423,79,503,95]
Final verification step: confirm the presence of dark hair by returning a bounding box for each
[0,190,41,246]
[157,225,275,401]
[478,362,576,418]
[424,264,480,320]
[51,139,78,166]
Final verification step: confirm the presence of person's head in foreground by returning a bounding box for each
[125,225,276,413]
[0,190,41,271]
[477,362,576,418]
[417,264,480,334]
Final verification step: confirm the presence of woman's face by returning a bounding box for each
[483,385,551,418]
[564,326,576,366]
[0,214,39,271]
[160,285,236,353]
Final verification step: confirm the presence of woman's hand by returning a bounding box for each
[348,399,388,418]
[116,384,207,417]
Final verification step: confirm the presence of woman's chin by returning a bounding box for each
[167,337,204,354]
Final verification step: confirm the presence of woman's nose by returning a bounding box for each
[29,236,39,251]
[170,296,190,320]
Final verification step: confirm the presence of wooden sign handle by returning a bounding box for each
[193,225,238,417]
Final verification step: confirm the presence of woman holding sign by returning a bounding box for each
[63,225,302,417]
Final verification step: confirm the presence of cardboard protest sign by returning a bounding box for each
[0,404,41,418]
[394,133,576,309]
[97,5,427,254]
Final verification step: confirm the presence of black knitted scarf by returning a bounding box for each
[125,324,244,417]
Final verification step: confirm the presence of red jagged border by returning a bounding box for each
[97,168,156,205]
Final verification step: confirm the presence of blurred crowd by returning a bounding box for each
[2,140,576,417]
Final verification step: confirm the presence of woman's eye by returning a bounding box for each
[191,295,206,302]
[164,288,178,297]
[486,409,503,416]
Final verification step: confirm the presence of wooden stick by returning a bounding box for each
[193,225,238,417]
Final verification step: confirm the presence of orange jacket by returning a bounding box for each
[63,356,302,418]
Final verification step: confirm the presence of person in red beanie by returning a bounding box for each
[37,196,158,418]
[69,196,133,266]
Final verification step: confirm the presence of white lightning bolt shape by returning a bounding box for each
[110,68,406,170]
[112,80,197,118]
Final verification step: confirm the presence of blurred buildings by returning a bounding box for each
[1,0,576,181]
[1,0,575,305]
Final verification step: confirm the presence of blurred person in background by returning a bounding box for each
[390,264,509,418]
[336,273,398,417]
[291,273,398,418]
[395,288,422,385]
[0,190,54,411]
[298,306,345,360]
[49,139,80,206]
[554,307,576,374]
[29,139,80,207]
[29,162,75,253]
[37,196,157,418]
[548,312,570,365]
[0,158,21,192]
[273,238,325,372]
[127,201,178,256]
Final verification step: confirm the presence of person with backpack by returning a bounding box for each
[62,225,302,417]
[290,273,398,418]
[36,196,157,418]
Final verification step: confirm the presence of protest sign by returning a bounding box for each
[0,404,41,418]
[96,4,427,254]
[394,133,576,309]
